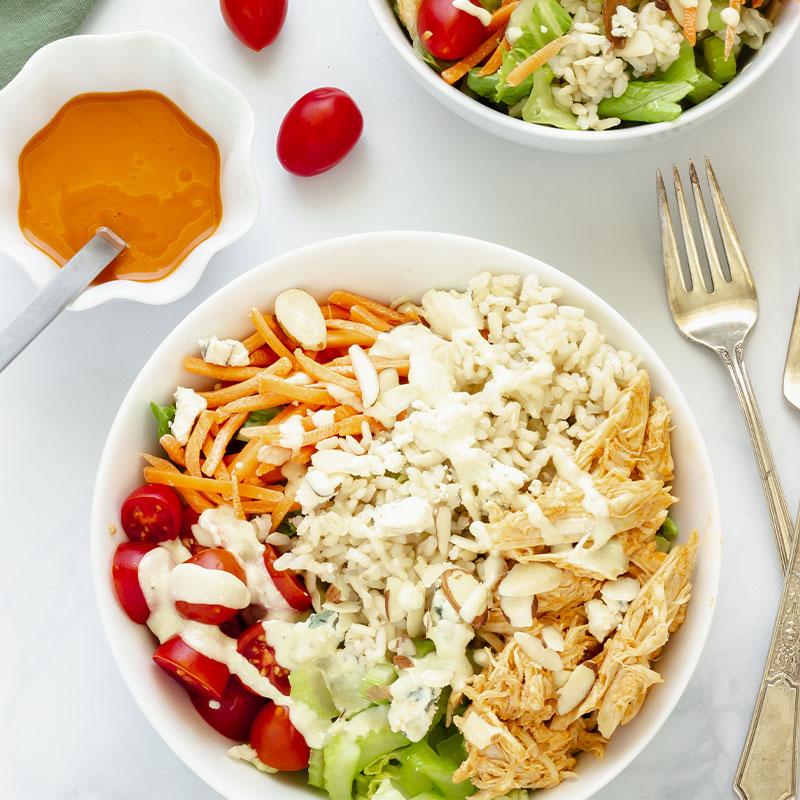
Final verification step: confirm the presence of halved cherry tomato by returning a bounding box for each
[121,484,182,543]
[190,676,266,740]
[263,544,312,611]
[153,636,230,701]
[250,702,310,771]
[220,0,287,51]
[111,541,157,624]
[175,548,249,625]
[417,0,489,60]
[237,624,290,695]
[180,506,203,555]
[276,88,363,177]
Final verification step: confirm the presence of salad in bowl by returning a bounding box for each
[92,233,720,800]
[387,0,780,131]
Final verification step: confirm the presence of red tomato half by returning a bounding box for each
[277,88,363,177]
[263,544,312,611]
[220,0,287,50]
[250,703,310,771]
[190,676,266,740]
[121,484,182,543]
[417,0,489,60]
[153,636,230,701]
[175,548,249,625]
[237,624,290,695]
[111,541,157,624]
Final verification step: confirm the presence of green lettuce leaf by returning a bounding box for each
[521,65,579,129]
[150,401,175,438]
[598,80,693,122]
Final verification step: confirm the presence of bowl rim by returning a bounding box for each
[363,0,800,147]
[91,230,721,800]
[0,30,260,310]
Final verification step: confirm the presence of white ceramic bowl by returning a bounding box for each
[91,232,721,800]
[0,32,259,310]
[365,0,800,152]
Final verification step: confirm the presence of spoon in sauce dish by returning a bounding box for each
[0,227,126,373]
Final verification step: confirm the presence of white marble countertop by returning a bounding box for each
[2,0,800,798]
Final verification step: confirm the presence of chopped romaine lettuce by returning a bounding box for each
[658,41,722,105]
[521,65,579,129]
[598,80,693,122]
[236,405,284,441]
[150,401,175,439]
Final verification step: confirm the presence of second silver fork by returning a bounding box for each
[656,158,793,571]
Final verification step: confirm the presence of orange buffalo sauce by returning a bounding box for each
[18,91,222,283]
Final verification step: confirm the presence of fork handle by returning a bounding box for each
[734,506,800,800]
[719,342,792,572]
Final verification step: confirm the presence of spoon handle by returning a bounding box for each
[734,520,800,800]
[0,227,126,373]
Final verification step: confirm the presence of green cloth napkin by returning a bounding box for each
[0,0,100,89]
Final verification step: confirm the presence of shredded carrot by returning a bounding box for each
[326,318,383,344]
[324,357,410,378]
[506,34,570,86]
[159,434,185,466]
[249,349,276,367]
[241,500,284,515]
[183,357,262,382]
[327,290,411,324]
[198,358,292,407]
[257,374,335,404]
[350,304,392,332]
[442,25,507,85]
[185,410,215,478]
[480,38,508,77]
[202,411,249,477]
[320,303,351,320]
[143,467,283,503]
[230,476,246,519]
[214,393,286,421]
[242,331,264,353]
[293,349,360,392]
[683,5,697,46]
[325,329,379,348]
[723,0,743,57]
[271,483,299,531]
[230,438,264,482]
[141,454,214,512]
[250,308,295,363]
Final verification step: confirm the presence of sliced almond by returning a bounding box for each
[499,594,537,629]
[385,577,405,623]
[274,289,327,351]
[325,584,342,603]
[499,563,563,597]
[556,663,596,715]
[378,367,400,394]
[513,632,562,672]
[364,685,392,702]
[393,654,414,670]
[601,576,640,605]
[440,569,486,626]
[541,625,565,652]
[552,669,571,689]
[460,712,504,750]
[406,604,425,638]
[436,506,452,556]
[349,345,380,408]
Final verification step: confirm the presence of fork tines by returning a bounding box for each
[657,158,755,296]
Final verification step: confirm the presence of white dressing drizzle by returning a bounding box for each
[169,563,250,609]
[452,0,492,25]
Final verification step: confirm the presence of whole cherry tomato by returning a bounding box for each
[174,548,249,625]
[276,88,363,177]
[250,702,310,771]
[111,541,157,624]
[190,676,266,740]
[417,0,489,60]
[120,484,182,543]
[220,0,287,51]
[263,543,312,611]
[153,636,230,701]
[237,624,290,694]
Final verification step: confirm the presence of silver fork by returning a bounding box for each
[658,159,800,800]
[656,158,792,572]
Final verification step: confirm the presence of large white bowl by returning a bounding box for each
[365,0,800,152]
[91,232,721,800]
[0,32,259,309]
